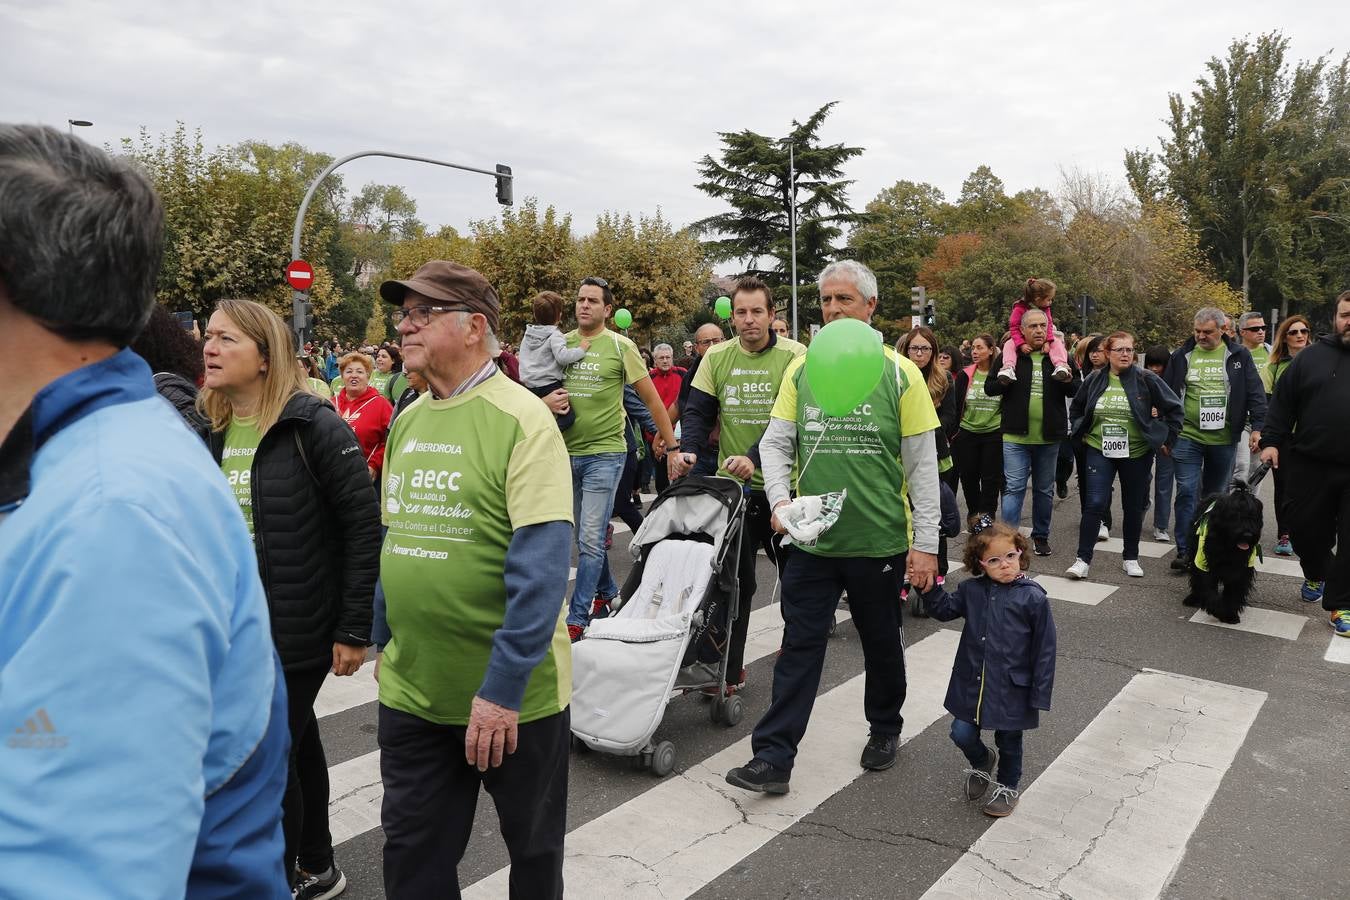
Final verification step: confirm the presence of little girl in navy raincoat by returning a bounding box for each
[921,517,1057,817]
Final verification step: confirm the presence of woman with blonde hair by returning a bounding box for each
[1263,314,1312,555]
[334,350,394,480]
[201,298,381,896]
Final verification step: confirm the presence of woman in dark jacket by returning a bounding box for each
[200,299,381,896]
[1066,330,1183,580]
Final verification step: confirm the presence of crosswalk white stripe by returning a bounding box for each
[1092,536,1173,558]
[464,629,962,899]
[1255,556,1305,579]
[1030,573,1117,606]
[1188,607,1306,640]
[326,598,858,846]
[922,668,1266,900]
[1323,633,1350,663]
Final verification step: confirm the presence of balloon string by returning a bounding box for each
[798,420,830,484]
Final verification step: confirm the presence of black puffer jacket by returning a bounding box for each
[152,372,209,442]
[209,391,381,671]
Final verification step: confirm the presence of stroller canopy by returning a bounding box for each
[628,476,744,562]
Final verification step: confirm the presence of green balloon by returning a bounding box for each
[714,296,732,319]
[614,308,633,329]
[805,318,885,417]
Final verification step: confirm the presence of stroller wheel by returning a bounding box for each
[650,741,676,777]
[709,699,724,724]
[721,695,744,727]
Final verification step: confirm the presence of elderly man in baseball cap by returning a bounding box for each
[371,260,575,896]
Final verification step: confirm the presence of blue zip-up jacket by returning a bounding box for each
[1069,365,1183,451]
[0,349,290,899]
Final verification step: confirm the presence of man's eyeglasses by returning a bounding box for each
[1242,325,1267,332]
[392,304,470,327]
[694,337,724,347]
[980,549,1023,568]
[580,276,609,289]
[1286,327,1309,336]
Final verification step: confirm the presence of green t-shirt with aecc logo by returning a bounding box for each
[959,367,1001,434]
[1005,352,1049,445]
[1181,344,1230,445]
[1247,344,1269,383]
[220,415,263,536]
[379,374,574,726]
[562,328,650,456]
[1088,373,1148,459]
[370,369,393,395]
[770,346,940,558]
[691,336,806,489]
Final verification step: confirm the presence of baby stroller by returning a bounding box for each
[570,475,746,776]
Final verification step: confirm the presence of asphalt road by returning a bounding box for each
[315,474,1347,899]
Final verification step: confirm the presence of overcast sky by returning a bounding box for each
[4,1,1342,268]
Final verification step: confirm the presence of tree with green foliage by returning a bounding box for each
[573,211,710,346]
[692,102,864,288]
[1125,32,1350,315]
[847,180,949,326]
[469,198,577,341]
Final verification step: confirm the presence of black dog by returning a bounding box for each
[1182,465,1269,624]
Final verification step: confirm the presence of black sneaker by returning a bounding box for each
[726,758,790,794]
[294,866,346,900]
[963,747,998,800]
[1169,555,1190,573]
[860,733,898,771]
[1033,537,1052,557]
[1056,482,1068,500]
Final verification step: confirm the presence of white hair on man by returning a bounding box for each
[653,343,673,355]
[1194,307,1228,328]
[818,259,878,301]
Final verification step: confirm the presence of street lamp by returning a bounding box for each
[67,119,93,135]
[779,139,799,340]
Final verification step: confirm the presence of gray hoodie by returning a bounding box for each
[519,323,588,387]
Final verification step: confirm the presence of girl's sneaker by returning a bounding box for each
[1273,535,1293,556]
[983,784,1020,817]
[996,366,1017,384]
[963,748,997,800]
[1051,364,1073,382]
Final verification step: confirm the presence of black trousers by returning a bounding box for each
[611,429,644,532]
[750,550,907,772]
[379,704,569,899]
[282,664,335,883]
[528,379,574,431]
[1285,450,1350,612]
[952,428,1003,521]
[726,489,788,678]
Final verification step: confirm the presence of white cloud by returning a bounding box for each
[3,0,1341,257]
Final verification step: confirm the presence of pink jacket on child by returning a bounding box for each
[1009,299,1058,348]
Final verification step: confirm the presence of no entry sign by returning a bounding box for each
[285,259,315,291]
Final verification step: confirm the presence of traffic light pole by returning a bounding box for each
[288,150,513,345]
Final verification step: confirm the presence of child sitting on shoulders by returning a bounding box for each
[920,517,1057,817]
[1000,277,1072,384]
[519,290,589,430]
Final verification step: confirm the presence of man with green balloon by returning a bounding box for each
[670,275,806,695]
[725,259,943,796]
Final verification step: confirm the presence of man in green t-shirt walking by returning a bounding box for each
[556,276,678,640]
[724,260,943,795]
[1233,310,1271,481]
[671,275,806,693]
[1162,307,1267,570]
[373,261,575,897]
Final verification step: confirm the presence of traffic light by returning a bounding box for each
[292,294,313,341]
[495,164,513,206]
[910,285,926,314]
[924,303,936,328]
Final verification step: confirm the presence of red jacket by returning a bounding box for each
[649,366,687,409]
[334,385,393,474]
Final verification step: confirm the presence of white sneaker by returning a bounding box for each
[1123,559,1145,578]
[996,366,1016,384]
[1065,559,1090,579]
[1097,523,1109,542]
[1153,529,1171,542]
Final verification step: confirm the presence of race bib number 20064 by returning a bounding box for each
[1199,395,1227,431]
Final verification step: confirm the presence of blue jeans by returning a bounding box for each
[1152,450,1174,532]
[1171,438,1239,558]
[1077,447,1153,563]
[950,718,1024,789]
[569,452,625,626]
[1001,441,1058,540]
